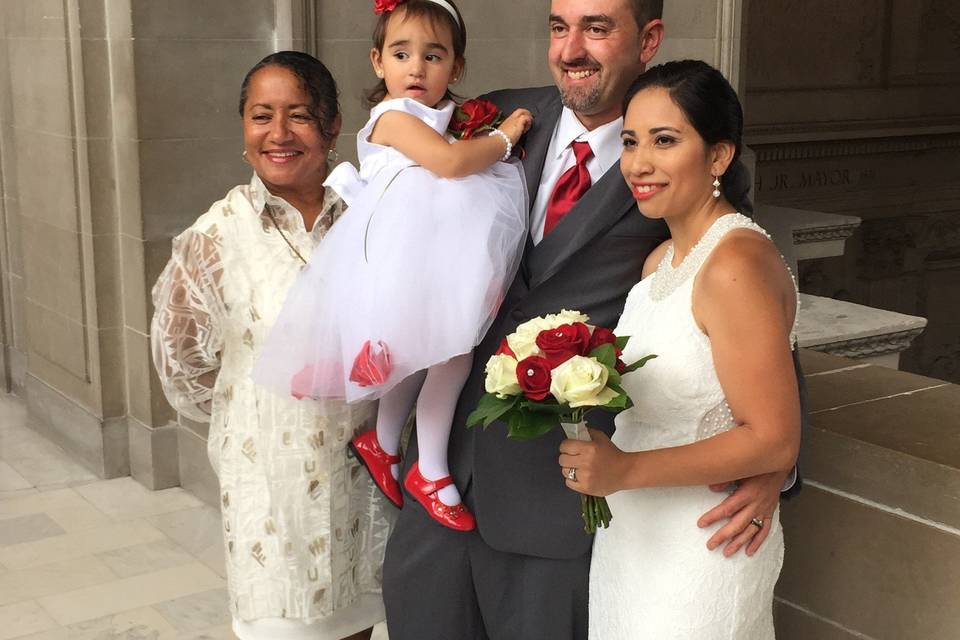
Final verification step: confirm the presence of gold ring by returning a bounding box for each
[750,517,764,529]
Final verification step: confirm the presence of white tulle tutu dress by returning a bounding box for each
[254,98,527,404]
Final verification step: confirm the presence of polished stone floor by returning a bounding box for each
[0,394,388,640]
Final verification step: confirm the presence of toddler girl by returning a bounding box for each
[254,0,531,531]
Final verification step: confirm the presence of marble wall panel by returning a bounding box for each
[137,138,253,242]
[96,326,126,418]
[7,35,73,138]
[131,0,276,41]
[91,233,122,330]
[24,301,88,384]
[889,0,960,79]
[133,38,275,141]
[0,0,66,42]
[85,138,119,238]
[746,0,885,91]
[20,217,84,324]
[12,130,79,233]
[77,0,107,41]
[78,37,114,141]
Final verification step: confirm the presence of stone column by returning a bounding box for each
[0,0,129,479]
[0,0,294,492]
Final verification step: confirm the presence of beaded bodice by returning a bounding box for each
[612,213,798,453]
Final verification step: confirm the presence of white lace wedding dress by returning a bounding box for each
[589,213,794,639]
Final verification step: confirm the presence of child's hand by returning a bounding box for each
[499,108,534,145]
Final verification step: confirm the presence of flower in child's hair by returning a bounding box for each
[515,356,553,401]
[349,340,392,387]
[374,0,404,14]
[495,337,516,358]
[550,356,619,408]
[484,354,521,398]
[449,99,503,140]
[536,322,592,368]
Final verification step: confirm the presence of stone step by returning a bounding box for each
[774,351,960,639]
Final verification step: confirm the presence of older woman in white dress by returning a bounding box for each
[151,52,393,640]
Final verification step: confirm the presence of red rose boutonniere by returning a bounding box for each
[374,0,404,15]
[448,98,505,140]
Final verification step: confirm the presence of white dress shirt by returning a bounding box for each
[530,108,625,244]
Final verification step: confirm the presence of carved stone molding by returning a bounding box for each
[752,131,960,163]
[808,328,927,360]
[794,223,860,247]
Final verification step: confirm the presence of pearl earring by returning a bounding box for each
[327,148,340,163]
[712,177,721,199]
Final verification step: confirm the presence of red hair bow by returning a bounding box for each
[374,0,404,14]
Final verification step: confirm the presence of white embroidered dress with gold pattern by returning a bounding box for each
[151,174,394,638]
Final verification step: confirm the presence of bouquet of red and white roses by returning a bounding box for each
[467,309,655,533]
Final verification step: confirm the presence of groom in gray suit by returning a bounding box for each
[383,1,795,638]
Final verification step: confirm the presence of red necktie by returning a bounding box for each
[544,141,593,236]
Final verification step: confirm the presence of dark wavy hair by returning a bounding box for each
[364,0,466,107]
[622,59,753,214]
[238,51,341,141]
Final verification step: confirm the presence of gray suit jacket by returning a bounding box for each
[432,85,671,559]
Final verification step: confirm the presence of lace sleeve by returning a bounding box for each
[150,228,226,422]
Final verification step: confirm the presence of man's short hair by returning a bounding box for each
[630,0,663,28]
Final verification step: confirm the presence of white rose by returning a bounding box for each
[484,354,521,398]
[546,309,590,327]
[550,355,619,408]
[506,316,552,360]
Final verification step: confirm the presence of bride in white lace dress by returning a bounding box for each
[558,61,801,639]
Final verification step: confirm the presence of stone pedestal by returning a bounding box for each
[796,294,927,369]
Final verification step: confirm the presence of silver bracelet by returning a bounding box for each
[488,128,512,161]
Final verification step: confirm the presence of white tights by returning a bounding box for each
[374,353,473,506]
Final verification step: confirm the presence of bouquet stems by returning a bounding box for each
[560,414,612,534]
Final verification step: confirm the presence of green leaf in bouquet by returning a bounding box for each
[615,335,630,350]
[519,399,572,414]
[622,353,657,374]
[466,393,519,429]
[604,365,621,387]
[601,390,630,410]
[506,410,559,441]
[588,343,618,369]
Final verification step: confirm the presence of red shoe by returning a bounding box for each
[349,431,403,508]
[403,463,476,532]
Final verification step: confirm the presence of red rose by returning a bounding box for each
[349,340,392,387]
[374,0,403,15]
[449,99,502,140]
[587,326,617,352]
[535,322,592,368]
[515,356,553,401]
[495,337,516,358]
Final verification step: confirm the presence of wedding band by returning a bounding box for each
[750,517,764,529]
[566,468,577,482]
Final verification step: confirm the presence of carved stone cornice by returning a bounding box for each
[808,328,927,360]
[794,222,860,247]
[750,131,960,163]
[751,133,960,163]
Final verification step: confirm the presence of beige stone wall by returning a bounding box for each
[743,0,960,383]
[0,0,290,487]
